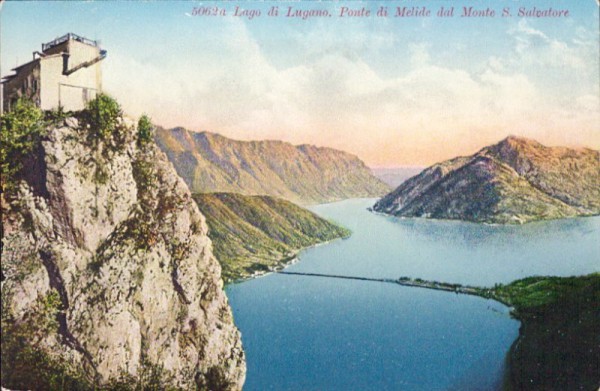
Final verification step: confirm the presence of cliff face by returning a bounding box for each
[193,193,350,282]
[373,136,600,224]
[155,127,390,205]
[1,117,245,389]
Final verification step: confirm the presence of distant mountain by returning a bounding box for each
[193,193,350,282]
[156,127,390,204]
[373,136,600,224]
[371,167,425,187]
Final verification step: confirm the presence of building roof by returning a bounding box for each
[8,58,41,73]
[42,33,99,52]
[1,74,17,82]
[1,58,40,84]
[2,33,102,84]
[1,53,63,84]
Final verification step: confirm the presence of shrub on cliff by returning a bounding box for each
[137,114,154,147]
[0,98,46,194]
[80,93,123,141]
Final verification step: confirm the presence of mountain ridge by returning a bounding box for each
[155,127,390,205]
[373,136,599,224]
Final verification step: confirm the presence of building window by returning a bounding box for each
[82,88,89,103]
[32,79,38,93]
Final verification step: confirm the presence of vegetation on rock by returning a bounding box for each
[79,93,123,141]
[136,114,154,147]
[0,98,46,195]
[1,288,91,390]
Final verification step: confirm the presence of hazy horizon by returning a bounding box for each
[2,0,598,166]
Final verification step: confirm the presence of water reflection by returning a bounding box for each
[306,199,599,286]
[383,213,596,248]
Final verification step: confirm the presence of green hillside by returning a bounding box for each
[193,193,350,282]
[493,274,600,390]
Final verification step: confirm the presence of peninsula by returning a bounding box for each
[192,192,350,282]
[373,136,600,224]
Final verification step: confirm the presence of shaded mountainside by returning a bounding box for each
[373,136,600,224]
[1,110,245,389]
[155,127,390,204]
[193,193,350,282]
[494,274,599,391]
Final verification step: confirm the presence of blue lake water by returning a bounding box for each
[226,199,600,390]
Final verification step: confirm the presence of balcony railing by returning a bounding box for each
[42,33,99,52]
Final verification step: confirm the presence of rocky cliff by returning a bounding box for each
[373,136,600,224]
[155,127,390,205]
[193,193,350,282]
[1,114,245,389]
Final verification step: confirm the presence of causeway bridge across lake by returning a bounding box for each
[276,271,509,306]
[277,271,397,284]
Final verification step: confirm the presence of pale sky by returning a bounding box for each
[1,1,599,166]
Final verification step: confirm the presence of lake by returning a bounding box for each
[226,199,600,390]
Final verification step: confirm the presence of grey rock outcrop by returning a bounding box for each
[1,117,245,389]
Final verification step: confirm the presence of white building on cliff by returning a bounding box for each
[2,33,106,113]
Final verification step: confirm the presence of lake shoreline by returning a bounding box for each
[225,236,349,286]
[367,206,600,226]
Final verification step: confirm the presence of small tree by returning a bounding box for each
[0,98,46,194]
[137,114,154,147]
[81,93,122,140]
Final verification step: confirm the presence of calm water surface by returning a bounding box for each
[226,199,600,390]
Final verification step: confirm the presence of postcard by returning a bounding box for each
[1,0,598,390]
